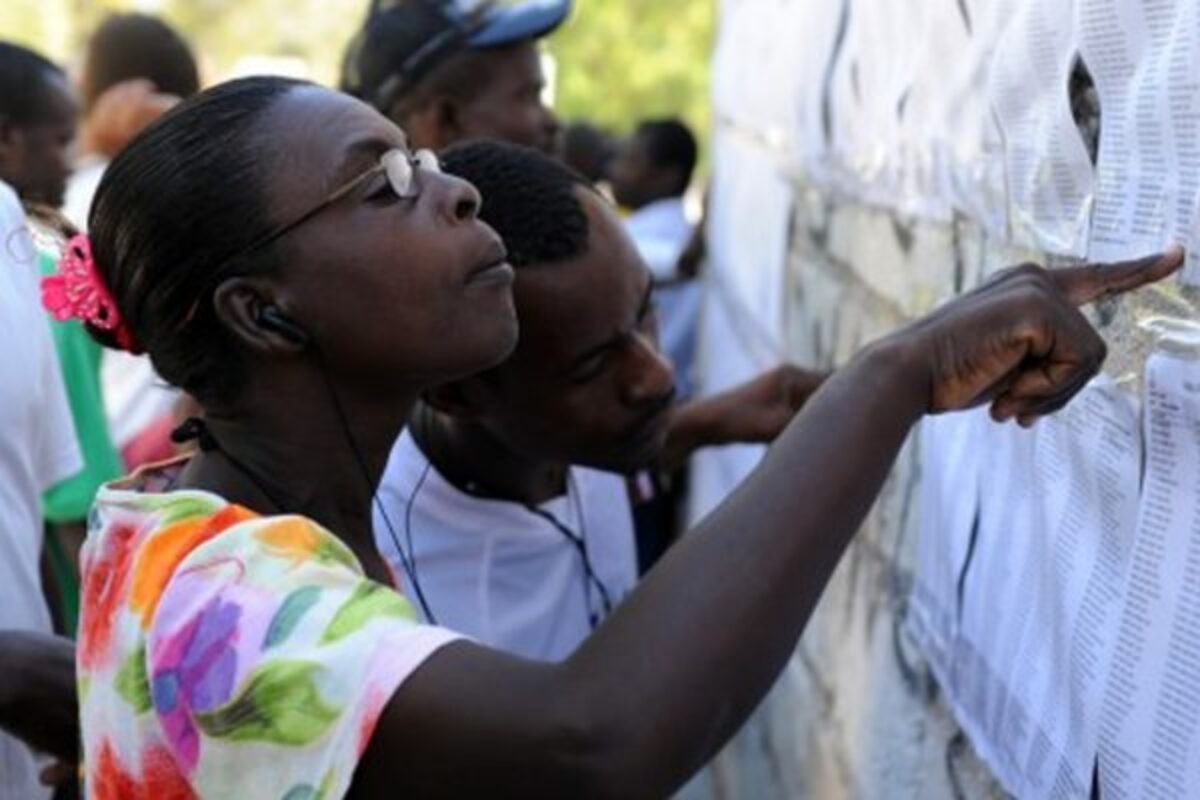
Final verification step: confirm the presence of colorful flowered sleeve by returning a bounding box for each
[144,514,461,799]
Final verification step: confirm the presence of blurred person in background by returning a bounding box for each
[63,13,201,479]
[0,42,75,209]
[608,118,705,561]
[0,40,105,643]
[341,0,569,153]
[560,119,616,185]
[64,12,199,226]
[63,12,200,228]
[0,42,82,798]
[609,118,701,396]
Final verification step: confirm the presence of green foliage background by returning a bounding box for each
[546,2,714,140]
[0,0,715,148]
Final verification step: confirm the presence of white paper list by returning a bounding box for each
[1079,0,1200,262]
[909,409,988,680]
[949,406,1041,788]
[1099,352,1200,799]
[925,381,1140,798]
[990,0,1094,256]
[825,0,924,205]
[1007,382,1141,798]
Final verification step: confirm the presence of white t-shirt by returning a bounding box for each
[625,196,693,281]
[373,428,638,661]
[62,156,107,231]
[100,349,180,449]
[0,180,82,800]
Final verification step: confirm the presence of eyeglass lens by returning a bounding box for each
[382,149,442,199]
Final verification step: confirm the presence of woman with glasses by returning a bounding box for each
[52,76,1178,798]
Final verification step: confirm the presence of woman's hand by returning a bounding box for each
[900,248,1183,424]
[661,364,830,469]
[360,249,1184,799]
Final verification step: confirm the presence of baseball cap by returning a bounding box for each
[341,0,572,111]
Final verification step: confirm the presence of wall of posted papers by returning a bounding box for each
[691,0,1200,796]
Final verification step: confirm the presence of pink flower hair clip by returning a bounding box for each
[41,233,140,352]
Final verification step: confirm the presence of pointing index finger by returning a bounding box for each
[1052,245,1185,306]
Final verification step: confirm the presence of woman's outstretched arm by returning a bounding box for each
[359,252,1181,798]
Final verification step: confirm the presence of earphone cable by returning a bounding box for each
[313,349,438,624]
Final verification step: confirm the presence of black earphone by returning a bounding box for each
[257,304,309,345]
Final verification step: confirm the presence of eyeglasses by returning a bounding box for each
[178,148,442,329]
[231,147,443,263]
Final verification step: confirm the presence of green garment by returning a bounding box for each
[38,249,124,520]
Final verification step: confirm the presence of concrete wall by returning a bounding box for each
[685,1,1200,796]
[687,128,1194,800]
[688,180,1008,799]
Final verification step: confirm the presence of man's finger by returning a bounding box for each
[1052,246,1184,306]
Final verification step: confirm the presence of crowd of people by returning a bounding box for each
[0,1,1183,797]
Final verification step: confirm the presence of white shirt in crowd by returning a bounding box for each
[0,179,81,800]
[373,428,638,661]
[61,155,107,232]
[625,196,701,398]
[624,196,693,282]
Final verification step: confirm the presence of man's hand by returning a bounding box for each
[0,630,78,763]
[705,364,830,443]
[661,364,829,469]
[39,760,76,790]
[903,248,1184,426]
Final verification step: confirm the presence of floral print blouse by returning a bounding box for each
[78,465,461,799]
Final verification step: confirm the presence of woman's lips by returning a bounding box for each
[466,241,515,286]
[467,259,515,287]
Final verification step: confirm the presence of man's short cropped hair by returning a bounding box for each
[441,139,592,268]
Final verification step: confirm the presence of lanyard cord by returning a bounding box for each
[401,448,616,631]
[522,473,614,629]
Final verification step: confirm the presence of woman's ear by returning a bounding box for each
[211,277,308,355]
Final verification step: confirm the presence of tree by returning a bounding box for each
[547,1,715,148]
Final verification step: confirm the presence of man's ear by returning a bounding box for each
[423,378,489,421]
[427,95,468,151]
[396,97,463,151]
[211,277,307,356]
